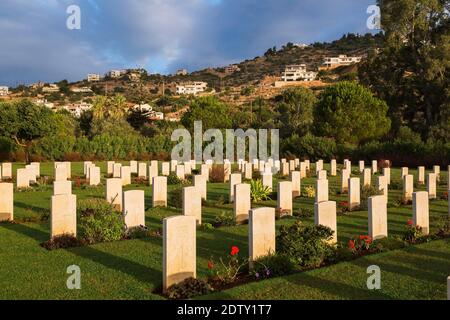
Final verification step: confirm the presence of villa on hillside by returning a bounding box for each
[63,102,93,118]
[176,81,208,96]
[225,64,241,74]
[176,69,188,76]
[71,87,93,93]
[108,70,127,78]
[42,84,60,93]
[87,74,101,82]
[0,86,9,96]
[281,65,317,82]
[322,55,362,69]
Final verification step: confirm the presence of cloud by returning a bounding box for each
[0,0,378,86]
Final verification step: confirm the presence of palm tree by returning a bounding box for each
[92,96,108,121]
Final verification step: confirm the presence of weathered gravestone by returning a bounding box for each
[290,171,301,197]
[106,178,123,210]
[121,166,131,186]
[16,169,30,189]
[403,174,414,202]
[234,183,251,224]
[316,178,329,203]
[341,168,350,193]
[163,215,196,292]
[277,181,293,215]
[362,168,371,187]
[314,201,337,243]
[194,175,207,201]
[368,195,387,240]
[249,207,275,269]
[418,166,425,184]
[348,177,360,211]
[183,186,202,225]
[51,194,77,238]
[413,191,429,235]
[138,163,147,178]
[229,173,242,202]
[0,183,13,221]
[427,173,437,199]
[2,163,12,179]
[152,176,167,207]
[89,166,101,186]
[123,190,145,229]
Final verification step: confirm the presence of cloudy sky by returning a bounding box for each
[0,0,378,86]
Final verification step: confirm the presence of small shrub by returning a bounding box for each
[389,179,403,190]
[210,165,226,183]
[360,185,383,210]
[337,201,350,215]
[167,173,182,185]
[277,222,335,269]
[200,223,215,231]
[168,188,183,208]
[125,225,151,239]
[303,185,315,198]
[436,216,450,237]
[294,207,314,219]
[213,211,236,228]
[403,219,424,244]
[78,199,125,244]
[208,246,247,285]
[348,235,381,255]
[250,179,271,202]
[41,234,83,250]
[165,277,213,300]
[250,253,296,279]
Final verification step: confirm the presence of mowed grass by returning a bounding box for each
[0,162,449,300]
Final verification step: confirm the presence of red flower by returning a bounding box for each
[407,219,413,226]
[365,237,373,245]
[230,246,240,256]
[348,240,355,250]
[207,261,214,269]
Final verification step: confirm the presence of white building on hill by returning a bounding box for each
[176,81,208,95]
[323,55,362,68]
[281,65,317,82]
[87,74,101,82]
[0,86,9,96]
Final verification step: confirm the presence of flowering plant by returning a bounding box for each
[348,235,376,255]
[403,219,423,243]
[207,246,247,285]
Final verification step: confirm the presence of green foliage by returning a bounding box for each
[41,234,83,251]
[250,253,296,279]
[125,226,151,239]
[403,221,424,244]
[165,278,213,300]
[314,82,391,145]
[283,133,337,161]
[78,199,125,244]
[277,222,335,268]
[250,179,271,202]
[359,0,449,140]
[167,173,182,185]
[168,188,183,209]
[213,211,236,228]
[276,87,316,138]
[360,185,384,210]
[181,96,232,131]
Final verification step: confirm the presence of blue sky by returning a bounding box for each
[0,0,378,86]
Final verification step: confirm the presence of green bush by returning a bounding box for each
[360,185,383,210]
[251,253,296,279]
[282,134,337,161]
[165,277,213,300]
[167,173,182,185]
[277,222,335,269]
[168,188,183,208]
[213,211,236,228]
[250,179,271,202]
[78,199,125,244]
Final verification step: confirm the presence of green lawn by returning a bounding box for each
[0,162,449,300]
